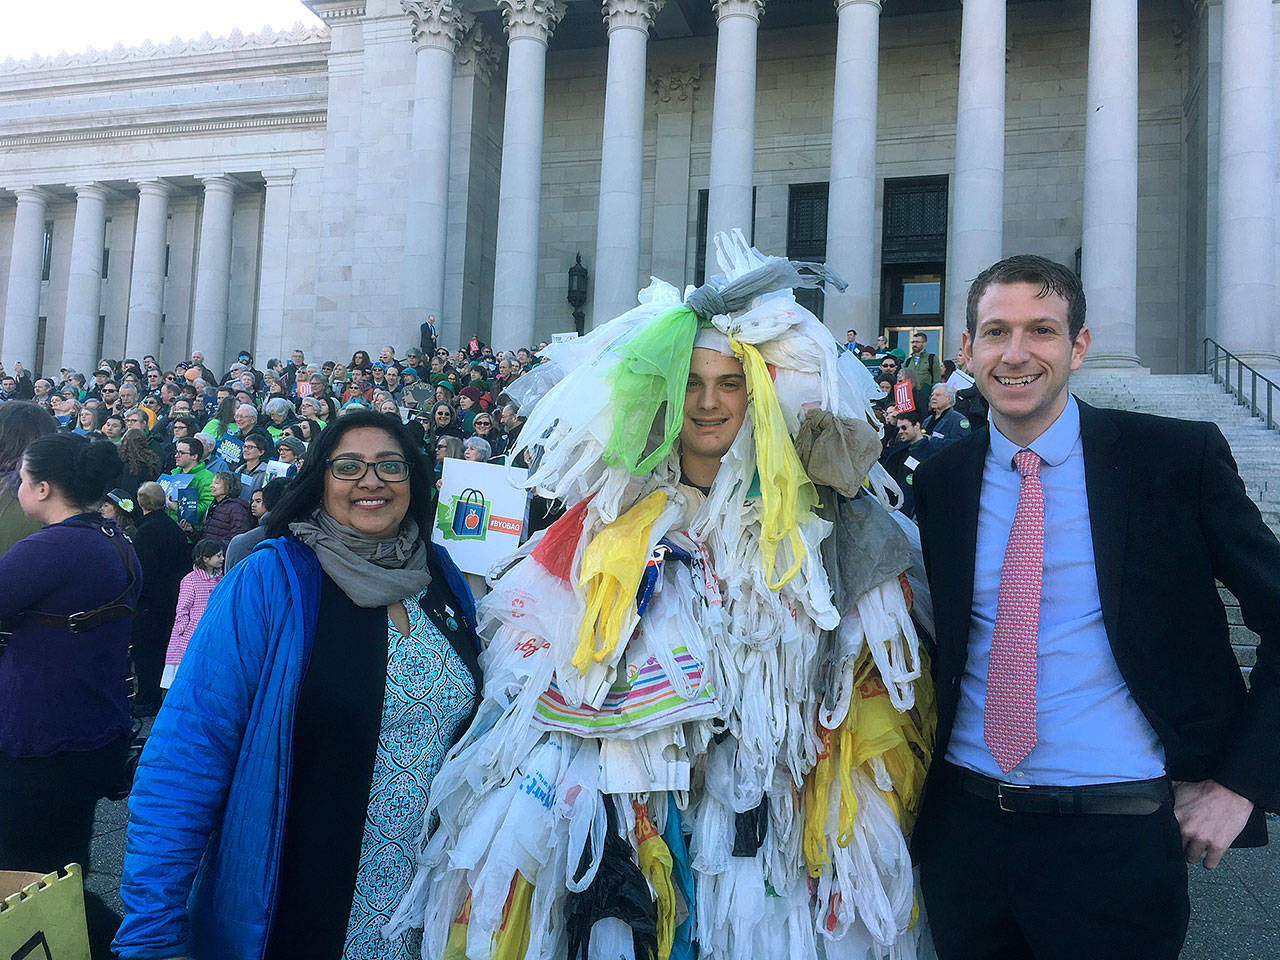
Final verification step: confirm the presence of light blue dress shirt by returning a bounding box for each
[946,396,1166,785]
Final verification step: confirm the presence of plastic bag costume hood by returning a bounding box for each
[388,231,938,960]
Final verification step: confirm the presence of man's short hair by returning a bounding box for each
[933,383,957,403]
[966,254,1087,341]
[178,436,204,459]
[898,408,924,426]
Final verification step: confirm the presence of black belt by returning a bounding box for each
[944,763,1172,816]
[27,604,134,634]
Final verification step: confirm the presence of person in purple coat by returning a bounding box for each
[0,432,141,956]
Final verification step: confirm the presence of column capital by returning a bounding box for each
[603,0,664,34]
[131,177,173,199]
[498,0,566,43]
[834,0,880,11]
[197,174,241,196]
[712,0,764,25]
[455,22,502,82]
[262,168,297,188]
[402,0,474,53]
[650,66,701,103]
[67,181,111,203]
[8,186,54,205]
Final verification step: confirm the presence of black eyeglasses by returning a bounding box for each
[326,457,410,482]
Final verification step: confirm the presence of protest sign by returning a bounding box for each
[432,459,530,576]
[295,380,312,398]
[215,433,244,468]
[158,473,198,524]
[892,380,915,412]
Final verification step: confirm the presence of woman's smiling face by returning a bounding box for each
[321,427,411,540]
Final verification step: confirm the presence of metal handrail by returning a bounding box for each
[1203,337,1279,431]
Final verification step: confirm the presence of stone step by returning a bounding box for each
[1075,375,1279,677]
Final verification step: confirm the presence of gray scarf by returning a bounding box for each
[289,508,431,608]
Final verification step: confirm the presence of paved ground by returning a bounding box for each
[85,795,1278,957]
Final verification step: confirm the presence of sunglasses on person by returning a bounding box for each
[326,457,411,482]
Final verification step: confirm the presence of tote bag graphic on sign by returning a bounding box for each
[451,488,489,539]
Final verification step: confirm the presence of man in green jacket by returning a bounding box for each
[903,332,942,393]
[166,437,214,529]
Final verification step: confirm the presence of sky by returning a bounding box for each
[3,0,324,61]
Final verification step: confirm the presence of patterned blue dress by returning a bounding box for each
[341,593,477,960]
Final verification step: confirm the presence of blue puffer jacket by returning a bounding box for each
[112,536,477,960]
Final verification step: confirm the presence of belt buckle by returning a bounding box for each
[66,611,93,633]
[996,781,1031,813]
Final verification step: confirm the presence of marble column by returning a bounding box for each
[445,24,502,349]
[124,178,172,361]
[190,175,237,373]
[60,182,110,375]
[1218,0,1278,364]
[592,0,663,326]
[824,0,881,340]
[706,0,765,269]
[254,170,295,362]
[402,0,473,338]
[1080,0,1140,368]
[649,68,701,285]
[442,23,496,350]
[491,0,566,348]
[1,187,52,370]
[943,0,1006,362]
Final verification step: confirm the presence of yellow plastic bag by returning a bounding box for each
[728,337,818,590]
[633,800,676,960]
[573,491,668,673]
[442,873,534,960]
[491,872,534,960]
[803,726,836,877]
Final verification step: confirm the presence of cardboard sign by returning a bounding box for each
[295,380,312,398]
[0,865,92,960]
[893,380,915,412]
[432,458,530,576]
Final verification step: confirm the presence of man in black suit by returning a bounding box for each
[912,255,1278,959]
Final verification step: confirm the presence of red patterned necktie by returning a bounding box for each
[984,448,1044,774]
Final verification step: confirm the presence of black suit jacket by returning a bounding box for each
[913,399,1280,845]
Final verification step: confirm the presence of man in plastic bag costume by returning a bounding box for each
[387,232,938,960]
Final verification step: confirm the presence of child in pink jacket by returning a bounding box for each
[161,539,224,690]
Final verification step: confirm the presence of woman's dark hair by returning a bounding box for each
[212,395,237,431]
[282,422,311,445]
[266,410,434,539]
[23,433,122,508]
[118,428,161,476]
[432,401,454,423]
[192,538,225,569]
[0,402,59,480]
[169,414,198,439]
[349,350,372,371]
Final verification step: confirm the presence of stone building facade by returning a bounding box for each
[0,0,1275,376]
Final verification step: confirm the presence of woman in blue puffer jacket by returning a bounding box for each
[113,410,483,960]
